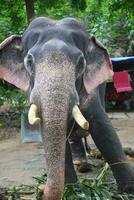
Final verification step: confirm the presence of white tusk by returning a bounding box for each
[72,105,89,130]
[28,104,40,125]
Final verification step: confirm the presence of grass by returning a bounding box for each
[0,163,134,200]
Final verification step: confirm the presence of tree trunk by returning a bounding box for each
[25,0,35,24]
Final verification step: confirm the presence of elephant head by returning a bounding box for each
[0,17,113,200]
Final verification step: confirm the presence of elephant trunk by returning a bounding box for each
[32,72,72,199]
[41,92,68,200]
[29,56,77,199]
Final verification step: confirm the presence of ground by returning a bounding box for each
[0,111,134,199]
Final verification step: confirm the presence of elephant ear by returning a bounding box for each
[83,36,113,94]
[0,35,29,91]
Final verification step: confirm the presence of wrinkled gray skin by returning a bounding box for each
[0,17,134,200]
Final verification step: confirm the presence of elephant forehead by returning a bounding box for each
[22,19,89,55]
[25,17,86,33]
[23,26,84,44]
[55,17,86,30]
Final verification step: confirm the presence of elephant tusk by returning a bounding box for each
[72,105,89,130]
[28,104,40,125]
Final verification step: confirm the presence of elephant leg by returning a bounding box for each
[69,133,86,164]
[98,82,106,109]
[65,139,77,184]
[84,85,134,193]
[69,129,92,172]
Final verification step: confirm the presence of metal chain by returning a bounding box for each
[66,121,76,142]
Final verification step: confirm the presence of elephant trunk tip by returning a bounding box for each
[39,183,64,200]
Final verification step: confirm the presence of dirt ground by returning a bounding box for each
[0,112,134,188]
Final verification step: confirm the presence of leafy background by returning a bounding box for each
[0,0,134,55]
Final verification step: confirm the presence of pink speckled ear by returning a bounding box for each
[83,36,113,94]
[0,35,29,91]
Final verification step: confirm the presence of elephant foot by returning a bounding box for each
[71,145,92,172]
[111,163,134,194]
[69,136,92,172]
[118,180,134,194]
[74,159,93,173]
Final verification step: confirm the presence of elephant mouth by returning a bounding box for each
[28,103,89,130]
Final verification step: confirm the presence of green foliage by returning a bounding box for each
[0,83,27,112]
[0,164,134,199]
[33,163,134,200]
[71,0,87,11]
[0,185,35,199]
[63,163,112,200]
[0,0,26,41]
[0,0,134,51]
[34,163,113,200]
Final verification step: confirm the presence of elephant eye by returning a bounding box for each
[24,53,34,74]
[76,55,86,79]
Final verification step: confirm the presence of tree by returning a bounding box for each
[25,0,35,23]
[71,0,87,11]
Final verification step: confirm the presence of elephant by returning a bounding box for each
[0,17,134,200]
